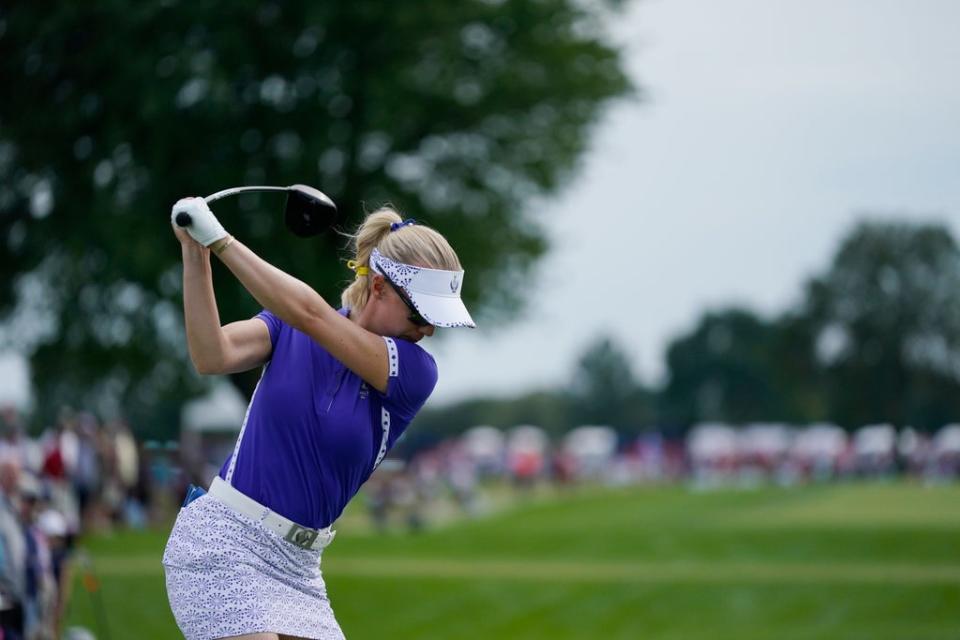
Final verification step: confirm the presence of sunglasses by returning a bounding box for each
[381,274,431,327]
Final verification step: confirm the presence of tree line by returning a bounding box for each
[4,5,956,442]
[414,220,960,441]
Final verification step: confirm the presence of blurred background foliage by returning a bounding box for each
[2,3,958,442]
[415,221,960,443]
[0,0,632,435]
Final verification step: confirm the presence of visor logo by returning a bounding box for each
[450,273,461,293]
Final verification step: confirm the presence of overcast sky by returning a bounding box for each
[2,0,959,411]
[427,0,960,404]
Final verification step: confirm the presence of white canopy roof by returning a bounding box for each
[181,383,247,433]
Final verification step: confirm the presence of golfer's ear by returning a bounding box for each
[370,274,386,298]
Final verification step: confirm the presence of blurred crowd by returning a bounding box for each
[685,422,960,487]
[2,400,959,635]
[362,422,960,531]
[0,406,146,640]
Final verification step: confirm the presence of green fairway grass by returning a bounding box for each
[65,482,960,639]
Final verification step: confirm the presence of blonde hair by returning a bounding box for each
[341,206,463,311]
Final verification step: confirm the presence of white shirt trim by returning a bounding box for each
[225,362,268,484]
[373,337,400,470]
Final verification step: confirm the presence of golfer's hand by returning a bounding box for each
[171,222,200,248]
[171,197,228,247]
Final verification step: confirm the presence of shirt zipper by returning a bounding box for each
[326,366,347,412]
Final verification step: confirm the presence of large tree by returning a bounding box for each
[569,334,650,432]
[0,1,632,433]
[659,309,805,426]
[802,221,960,430]
[660,221,960,432]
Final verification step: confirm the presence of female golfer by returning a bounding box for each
[162,196,474,640]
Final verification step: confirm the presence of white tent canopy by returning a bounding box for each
[739,423,793,458]
[181,383,247,433]
[462,425,506,461]
[853,424,896,457]
[563,426,618,459]
[792,424,847,460]
[507,425,549,455]
[688,423,738,462]
[934,424,960,456]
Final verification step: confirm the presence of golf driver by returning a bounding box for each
[173,184,339,237]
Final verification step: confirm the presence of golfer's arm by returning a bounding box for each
[216,239,390,391]
[181,244,271,374]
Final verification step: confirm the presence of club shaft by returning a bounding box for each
[175,185,290,226]
[204,185,289,204]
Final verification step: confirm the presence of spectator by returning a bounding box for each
[0,454,27,639]
[35,509,69,640]
[18,473,58,640]
[72,414,102,530]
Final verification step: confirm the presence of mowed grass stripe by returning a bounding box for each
[331,558,960,584]
[95,555,960,584]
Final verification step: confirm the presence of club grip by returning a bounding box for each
[175,211,192,227]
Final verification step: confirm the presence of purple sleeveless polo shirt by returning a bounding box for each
[218,309,438,529]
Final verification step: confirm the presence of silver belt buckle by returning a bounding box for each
[284,523,319,549]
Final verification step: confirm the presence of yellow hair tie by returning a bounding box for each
[347,260,369,277]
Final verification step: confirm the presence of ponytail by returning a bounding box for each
[341,206,463,312]
[341,208,403,311]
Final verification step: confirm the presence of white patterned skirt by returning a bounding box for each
[162,493,345,640]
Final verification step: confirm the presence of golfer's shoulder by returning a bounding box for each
[379,339,438,416]
[254,309,284,345]
[387,337,438,382]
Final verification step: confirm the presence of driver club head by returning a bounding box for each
[284,184,339,237]
[175,184,340,237]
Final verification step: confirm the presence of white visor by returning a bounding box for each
[370,248,476,328]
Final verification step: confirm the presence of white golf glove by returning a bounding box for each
[171,197,228,247]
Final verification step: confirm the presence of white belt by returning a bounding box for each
[208,477,335,551]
